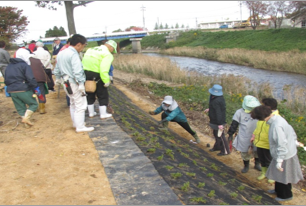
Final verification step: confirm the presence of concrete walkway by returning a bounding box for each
[86,111,182,205]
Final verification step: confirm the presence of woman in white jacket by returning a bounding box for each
[251,105,304,202]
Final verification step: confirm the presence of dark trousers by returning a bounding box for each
[275,182,292,199]
[85,70,109,106]
[257,147,272,167]
[212,129,230,154]
[161,112,196,136]
[45,69,54,90]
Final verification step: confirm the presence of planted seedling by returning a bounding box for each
[187,148,193,152]
[177,140,181,144]
[183,144,190,149]
[210,163,219,171]
[203,158,208,162]
[132,131,140,137]
[157,154,164,161]
[200,167,207,172]
[165,165,174,171]
[178,163,189,168]
[238,185,245,191]
[170,172,182,179]
[165,149,174,160]
[136,136,146,141]
[154,142,161,148]
[252,195,262,203]
[220,202,229,205]
[170,144,177,149]
[180,181,190,192]
[186,172,196,178]
[138,141,148,146]
[220,172,227,177]
[190,197,206,204]
[177,148,182,153]
[230,192,238,199]
[147,148,156,153]
[218,181,227,186]
[228,179,235,184]
[197,182,206,188]
[207,173,214,178]
[193,152,200,158]
[207,190,216,198]
[150,126,154,130]
[181,152,189,158]
[192,160,198,166]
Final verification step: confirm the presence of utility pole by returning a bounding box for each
[140,5,146,30]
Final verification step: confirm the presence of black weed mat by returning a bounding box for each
[109,86,279,205]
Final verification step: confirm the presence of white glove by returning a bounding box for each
[78,83,85,93]
[276,158,284,172]
[104,82,110,87]
[296,140,304,147]
[55,79,62,86]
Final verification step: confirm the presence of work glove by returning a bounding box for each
[34,87,41,96]
[158,118,168,126]
[276,158,284,172]
[104,82,110,87]
[110,76,114,84]
[149,111,155,115]
[296,140,304,147]
[55,79,62,86]
[78,83,85,93]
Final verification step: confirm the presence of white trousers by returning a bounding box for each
[64,82,87,114]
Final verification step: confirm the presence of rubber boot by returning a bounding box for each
[241,160,250,173]
[87,104,96,118]
[193,133,201,143]
[39,103,46,114]
[99,106,112,119]
[257,166,267,180]
[22,110,34,126]
[254,158,262,171]
[74,113,94,133]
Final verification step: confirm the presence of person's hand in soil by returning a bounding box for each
[149,111,155,115]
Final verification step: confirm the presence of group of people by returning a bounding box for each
[150,83,304,202]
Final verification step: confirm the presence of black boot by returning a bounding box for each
[241,160,250,173]
[254,158,262,171]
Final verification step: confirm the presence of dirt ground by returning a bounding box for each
[0,69,305,205]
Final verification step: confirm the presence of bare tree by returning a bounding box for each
[267,1,291,29]
[35,1,93,35]
[243,1,269,30]
[286,1,306,27]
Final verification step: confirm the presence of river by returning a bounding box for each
[144,53,306,99]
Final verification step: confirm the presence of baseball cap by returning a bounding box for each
[105,40,117,54]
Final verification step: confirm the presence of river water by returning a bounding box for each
[144,53,306,99]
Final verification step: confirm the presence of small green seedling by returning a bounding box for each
[177,148,182,153]
[210,163,219,171]
[220,172,227,177]
[157,154,164,161]
[154,142,161,148]
[177,140,181,144]
[252,195,262,203]
[218,181,227,186]
[186,172,196,178]
[132,132,140,137]
[178,163,189,168]
[228,179,235,184]
[180,181,190,192]
[207,190,216,198]
[181,152,189,158]
[193,152,200,158]
[170,172,182,179]
[165,165,174,170]
[150,126,154,130]
[147,148,156,153]
[200,167,207,172]
[207,173,214,178]
[187,148,193,152]
[136,137,146,141]
[238,185,245,191]
[230,192,238,199]
[192,160,198,166]
[203,158,208,162]
[220,202,229,205]
[190,197,206,204]
[197,182,206,188]
[165,149,174,160]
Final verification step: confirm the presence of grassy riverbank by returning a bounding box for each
[113,54,306,164]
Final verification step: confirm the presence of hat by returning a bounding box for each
[16,42,25,47]
[242,95,261,112]
[54,37,60,41]
[209,84,223,96]
[162,96,173,105]
[36,41,44,47]
[105,40,117,54]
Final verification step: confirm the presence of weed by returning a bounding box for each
[165,165,174,170]
[200,167,207,172]
[207,190,216,198]
[230,192,238,199]
[170,172,182,179]
[252,195,262,203]
[197,182,205,188]
[238,185,245,191]
[190,197,206,204]
[181,152,189,158]
[147,148,156,153]
[136,136,146,141]
[186,172,196,178]
[178,163,189,168]
[207,173,214,178]
[157,154,164,161]
[180,181,190,192]
[218,181,227,186]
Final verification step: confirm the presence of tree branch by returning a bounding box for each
[73,1,94,9]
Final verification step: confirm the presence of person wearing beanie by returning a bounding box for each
[227,95,262,173]
[204,84,230,156]
[82,40,118,119]
[149,95,201,143]
[251,98,279,183]
[14,41,31,65]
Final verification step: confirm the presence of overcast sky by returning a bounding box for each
[0,1,250,42]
